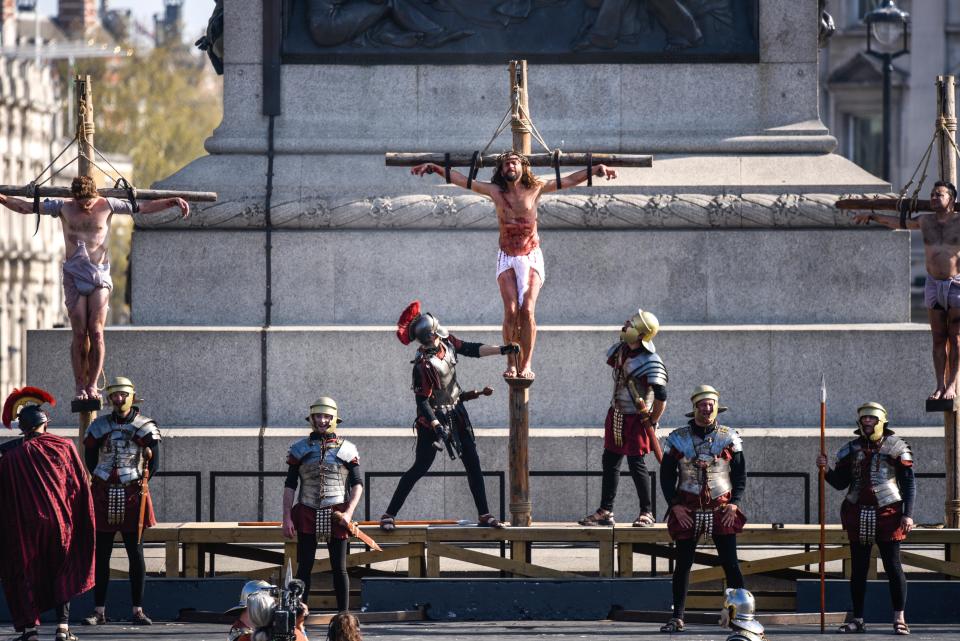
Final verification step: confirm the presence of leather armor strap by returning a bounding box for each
[444,152,451,184]
[586,152,593,187]
[466,151,480,190]
[553,149,562,189]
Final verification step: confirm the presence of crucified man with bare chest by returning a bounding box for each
[854,180,960,400]
[0,176,189,400]
[412,152,617,379]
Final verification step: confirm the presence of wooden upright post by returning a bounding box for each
[506,60,533,527]
[71,74,102,440]
[937,75,960,528]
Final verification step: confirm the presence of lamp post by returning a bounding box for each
[863,0,910,182]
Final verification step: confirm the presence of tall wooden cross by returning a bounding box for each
[386,61,653,528]
[0,76,216,441]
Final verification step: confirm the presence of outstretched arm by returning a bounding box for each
[137,197,190,218]
[541,163,617,195]
[0,194,36,215]
[411,163,496,197]
[851,211,921,230]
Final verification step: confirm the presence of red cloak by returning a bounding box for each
[0,433,95,629]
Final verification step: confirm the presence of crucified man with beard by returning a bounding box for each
[411,152,617,379]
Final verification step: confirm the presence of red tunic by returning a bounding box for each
[602,344,655,456]
[0,433,95,629]
[90,476,156,533]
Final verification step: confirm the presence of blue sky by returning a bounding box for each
[35,0,212,41]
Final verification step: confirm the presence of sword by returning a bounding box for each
[137,447,153,544]
[333,512,383,551]
[628,379,663,463]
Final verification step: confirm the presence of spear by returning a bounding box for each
[819,374,827,633]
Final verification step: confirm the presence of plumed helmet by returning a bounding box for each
[2,387,56,433]
[685,384,728,419]
[245,590,277,628]
[857,401,888,442]
[105,376,136,413]
[396,300,448,346]
[723,588,765,635]
[620,309,660,352]
[307,396,342,425]
[225,579,273,615]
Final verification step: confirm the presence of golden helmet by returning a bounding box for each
[308,396,342,425]
[685,384,728,421]
[621,309,660,352]
[857,401,888,442]
[105,376,136,413]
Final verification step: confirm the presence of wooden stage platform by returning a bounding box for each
[144,522,960,586]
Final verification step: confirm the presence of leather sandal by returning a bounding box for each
[579,509,615,526]
[379,514,396,532]
[893,621,910,636]
[11,631,39,641]
[659,617,684,633]
[478,513,505,528]
[81,611,107,626]
[130,611,153,625]
[632,512,655,527]
[55,630,79,641]
[837,618,866,633]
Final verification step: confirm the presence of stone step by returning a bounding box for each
[10,426,944,528]
[27,323,937,430]
[129,227,910,326]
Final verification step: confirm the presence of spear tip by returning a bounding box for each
[820,373,827,402]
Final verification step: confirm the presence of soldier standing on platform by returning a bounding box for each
[82,377,159,626]
[282,397,363,612]
[580,309,667,527]
[659,385,747,633]
[817,402,914,635]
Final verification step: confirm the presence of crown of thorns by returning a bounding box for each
[496,151,529,166]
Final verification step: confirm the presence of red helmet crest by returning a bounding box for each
[396,300,422,345]
[2,386,56,429]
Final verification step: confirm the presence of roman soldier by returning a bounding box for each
[82,376,159,626]
[722,588,766,641]
[282,397,363,612]
[659,385,747,634]
[817,402,914,635]
[379,301,519,531]
[580,309,667,528]
[1,387,95,641]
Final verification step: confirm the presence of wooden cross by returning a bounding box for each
[385,61,653,528]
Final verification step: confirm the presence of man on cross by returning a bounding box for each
[0,176,189,400]
[411,152,617,379]
[853,180,960,400]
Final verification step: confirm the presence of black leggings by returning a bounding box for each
[600,450,652,513]
[297,534,350,612]
[94,530,145,607]
[15,603,69,631]
[671,534,744,619]
[850,541,907,618]
[385,424,490,517]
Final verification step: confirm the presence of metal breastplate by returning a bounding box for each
[612,371,648,415]
[93,422,143,484]
[428,344,461,409]
[846,446,902,508]
[677,432,733,500]
[298,441,349,510]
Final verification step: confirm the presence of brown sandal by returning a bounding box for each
[633,512,655,527]
[478,513,505,528]
[579,509,615,526]
[659,617,684,633]
[837,618,866,633]
[893,621,910,636]
[379,514,396,532]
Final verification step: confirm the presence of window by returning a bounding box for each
[845,113,883,178]
[853,0,879,25]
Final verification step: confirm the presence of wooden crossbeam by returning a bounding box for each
[428,541,577,578]
[385,152,652,168]
[312,542,420,573]
[835,197,933,213]
[689,546,850,584]
[0,185,217,202]
[900,550,960,578]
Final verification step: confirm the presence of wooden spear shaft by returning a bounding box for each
[819,374,827,633]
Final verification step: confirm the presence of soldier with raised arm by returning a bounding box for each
[854,180,960,399]
[0,176,188,400]
[411,152,617,379]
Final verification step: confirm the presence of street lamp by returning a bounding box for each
[864,0,910,182]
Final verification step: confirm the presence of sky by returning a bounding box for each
[35,0,212,42]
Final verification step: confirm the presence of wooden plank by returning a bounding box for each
[599,538,614,578]
[689,546,849,584]
[312,543,420,573]
[205,543,284,565]
[900,551,960,578]
[0,185,217,201]
[511,541,530,566]
[429,542,577,578]
[409,542,426,577]
[184,544,200,578]
[610,609,847,625]
[618,541,634,578]
[165,541,179,578]
[427,548,441,578]
[384,152,653,168]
